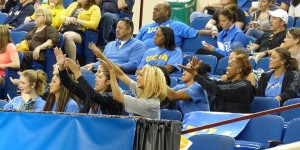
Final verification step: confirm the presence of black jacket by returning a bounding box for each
[256,69,300,105]
[194,74,255,113]
[59,70,123,115]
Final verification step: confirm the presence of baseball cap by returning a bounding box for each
[268,9,289,25]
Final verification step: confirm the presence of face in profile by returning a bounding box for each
[226,59,240,80]
[269,51,285,69]
[94,65,110,92]
[49,75,61,95]
[116,20,131,40]
[154,28,165,47]
[181,63,195,82]
[152,3,167,22]
[19,75,34,94]
[136,69,145,89]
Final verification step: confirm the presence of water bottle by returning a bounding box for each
[249,41,254,54]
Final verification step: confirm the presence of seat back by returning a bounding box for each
[197,55,217,75]
[170,77,178,88]
[214,56,229,75]
[76,29,98,65]
[181,35,217,53]
[283,118,300,144]
[188,134,235,150]
[280,98,300,122]
[82,73,95,88]
[295,18,300,28]
[254,57,270,72]
[286,16,294,29]
[190,17,211,30]
[118,75,136,91]
[244,15,252,27]
[10,31,27,44]
[0,13,8,24]
[63,0,73,8]
[236,115,284,148]
[160,109,182,121]
[0,100,8,108]
[250,97,280,114]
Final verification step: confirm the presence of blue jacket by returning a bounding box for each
[6,3,35,28]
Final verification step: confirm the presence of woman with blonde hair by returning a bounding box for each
[0,25,20,86]
[4,70,47,111]
[89,42,167,119]
[21,8,59,70]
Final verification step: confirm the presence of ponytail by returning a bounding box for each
[220,4,237,23]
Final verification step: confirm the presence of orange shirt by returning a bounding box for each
[0,43,18,77]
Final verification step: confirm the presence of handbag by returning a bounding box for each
[16,40,29,52]
[59,23,82,34]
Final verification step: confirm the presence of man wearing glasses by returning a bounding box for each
[249,9,287,56]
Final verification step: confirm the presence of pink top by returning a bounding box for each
[0,43,18,77]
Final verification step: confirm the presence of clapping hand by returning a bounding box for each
[65,58,80,75]
[88,42,105,59]
[178,56,202,76]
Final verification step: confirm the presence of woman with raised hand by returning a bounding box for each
[4,70,47,111]
[89,42,167,119]
[0,25,20,86]
[54,48,122,115]
[256,47,300,106]
[166,62,210,115]
[180,55,255,113]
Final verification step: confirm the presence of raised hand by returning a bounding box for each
[54,47,66,66]
[99,59,114,71]
[191,56,202,71]
[65,58,80,74]
[10,77,20,85]
[88,42,105,59]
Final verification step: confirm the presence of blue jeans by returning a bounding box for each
[97,12,120,48]
[246,28,264,40]
[11,21,36,32]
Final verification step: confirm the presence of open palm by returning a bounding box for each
[65,58,80,74]
[54,47,66,66]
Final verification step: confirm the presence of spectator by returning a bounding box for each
[221,50,256,86]
[288,0,300,19]
[90,45,167,119]
[137,26,183,74]
[82,19,146,74]
[180,55,255,113]
[96,0,135,49]
[205,0,246,35]
[0,25,20,86]
[166,62,210,115]
[4,70,47,111]
[54,48,123,114]
[136,1,208,49]
[5,0,35,28]
[275,0,291,11]
[21,8,59,70]
[43,74,80,113]
[246,0,274,40]
[196,5,248,60]
[61,0,100,61]
[11,0,65,32]
[256,47,300,105]
[249,9,288,53]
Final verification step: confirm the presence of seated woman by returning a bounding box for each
[246,0,274,40]
[180,55,255,113]
[54,48,123,115]
[196,5,248,60]
[137,26,183,74]
[60,0,100,61]
[256,47,300,106]
[0,25,20,86]
[4,70,47,111]
[205,2,245,36]
[89,43,167,119]
[5,0,34,28]
[11,0,65,32]
[166,62,210,115]
[21,8,59,70]
[43,74,79,113]
[221,50,256,86]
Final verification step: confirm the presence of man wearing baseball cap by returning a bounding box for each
[248,9,287,56]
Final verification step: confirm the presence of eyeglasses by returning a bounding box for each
[35,14,44,18]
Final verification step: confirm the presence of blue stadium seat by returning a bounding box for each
[286,16,294,29]
[235,115,284,149]
[82,72,95,88]
[254,57,270,72]
[189,134,235,150]
[249,57,256,69]
[63,0,73,8]
[119,74,136,91]
[182,54,217,75]
[238,0,252,12]
[282,118,300,144]
[181,35,217,53]
[0,13,8,24]
[214,56,229,75]
[244,15,252,28]
[0,99,8,108]
[295,18,300,28]
[250,97,280,114]
[76,29,98,65]
[160,109,182,121]
[190,17,211,30]
[280,98,300,123]
[10,31,27,44]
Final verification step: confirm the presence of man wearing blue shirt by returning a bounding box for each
[82,19,146,74]
[136,2,209,49]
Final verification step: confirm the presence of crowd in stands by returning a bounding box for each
[0,0,300,121]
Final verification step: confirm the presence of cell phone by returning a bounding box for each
[202,41,207,46]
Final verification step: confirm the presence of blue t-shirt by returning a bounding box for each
[265,73,285,97]
[51,98,79,113]
[4,96,45,111]
[275,0,291,6]
[137,46,183,73]
[135,20,198,49]
[173,82,209,115]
